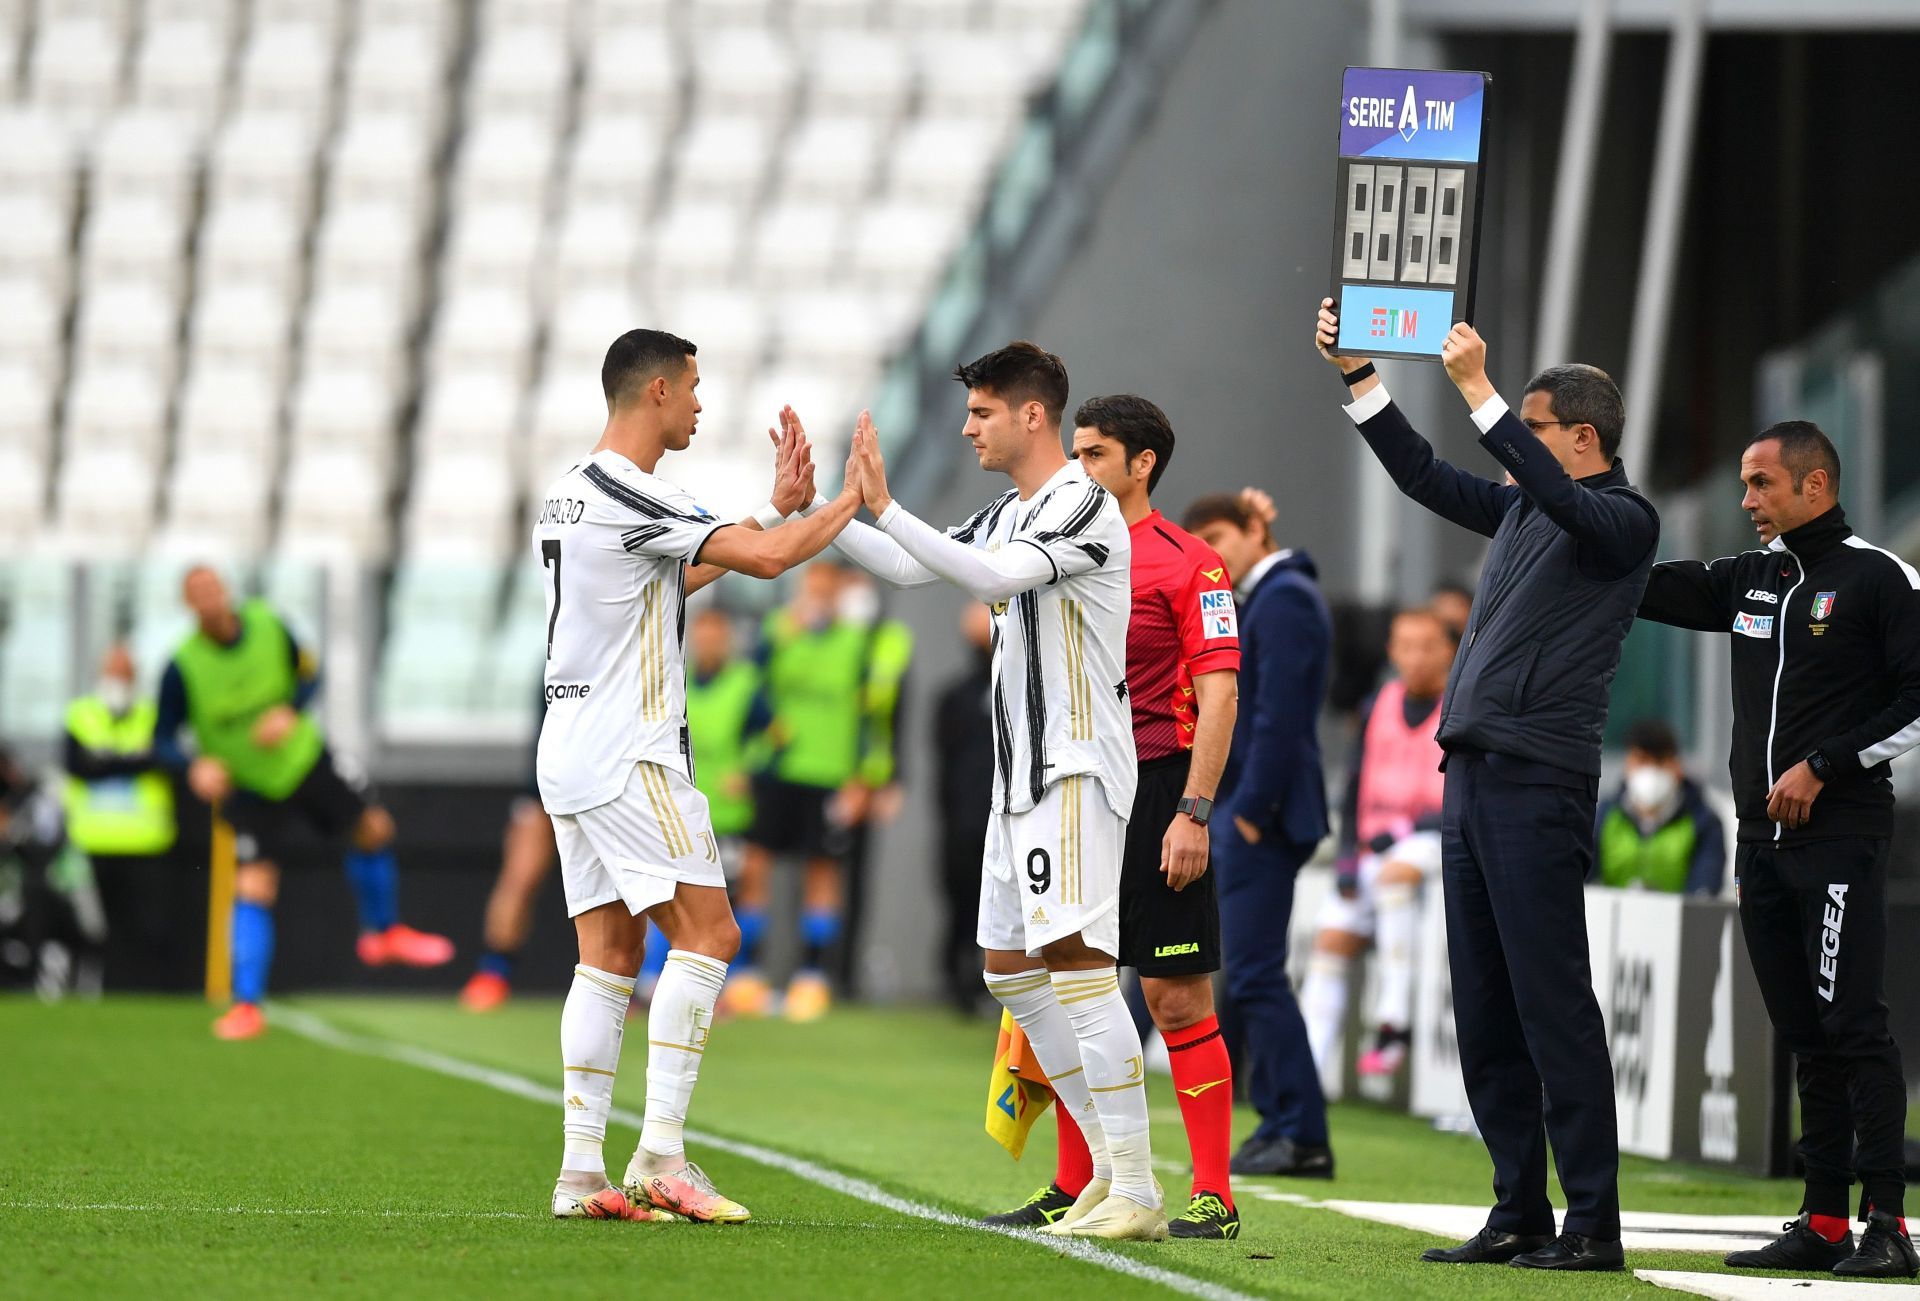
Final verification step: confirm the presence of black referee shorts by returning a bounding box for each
[747,774,854,861]
[1119,752,1221,977]
[224,748,372,867]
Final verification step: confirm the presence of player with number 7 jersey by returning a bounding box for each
[534,329,861,1227]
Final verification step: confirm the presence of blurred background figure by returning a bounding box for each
[835,572,913,999]
[62,642,186,990]
[157,566,453,1039]
[1301,606,1455,1087]
[0,744,107,999]
[461,696,559,1012]
[1429,582,1475,641]
[1592,718,1726,897]
[932,603,995,1014]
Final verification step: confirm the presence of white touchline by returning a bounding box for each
[271,1005,1262,1301]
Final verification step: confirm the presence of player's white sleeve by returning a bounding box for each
[873,501,1055,604]
[1009,481,1119,583]
[830,519,944,589]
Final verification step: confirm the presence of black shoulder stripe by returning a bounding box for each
[583,463,707,523]
[951,489,1018,544]
[1035,483,1106,542]
[1152,525,1184,552]
[622,523,672,553]
[1076,542,1109,568]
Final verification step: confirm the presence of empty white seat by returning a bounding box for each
[888,114,1000,205]
[91,108,203,212]
[311,199,422,312]
[778,114,881,204]
[0,195,73,306]
[526,368,609,480]
[0,26,15,100]
[195,196,303,300]
[0,276,66,387]
[132,19,229,130]
[452,114,557,211]
[562,113,665,215]
[691,27,796,120]
[254,0,349,37]
[646,199,744,290]
[428,286,536,386]
[145,0,242,39]
[288,368,398,469]
[344,23,447,126]
[672,115,773,203]
[483,0,575,36]
[175,363,282,459]
[0,445,50,547]
[279,447,390,558]
[236,21,336,130]
[848,199,964,294]
[581,27,681,122]
[444,202,545,298]
[669,446,764,521]
[358,0,452,41]
[890,0,977,28]
[0,362,54,458]
[789,0,872,27]
[806,31,913,123]
[301,284,412,394]
[772,288,895,375]
[415,369,522,460]
[748,366,864,447]
[467,26,569,124]
[544,287,648,383]
[684,0,775,28]
[82,197,188,303]
[917,32,1030,117]
[165,450,272,552]
[63,363,168,459]
[56,446,159,551]
[0,106,81,223]
[327,112,433,216]
[188,283,293,390]
[208,111,319,221]
[29,17,123,140]
[667,285,766,374]
[579,0,675,26]
[402,453,516,559]
[547,201,642,307]
[749,201,844,289]
[73,280,178,389]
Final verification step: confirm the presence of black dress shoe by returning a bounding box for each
[1228,1136,1335,1178]
[1832,1210,1920,1278]
[1510,1232,1624,1271]
[1724,1214,1854,1271]
[1420,1226,1554,1264]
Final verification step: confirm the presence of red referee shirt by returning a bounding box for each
[1127,510,1241,762]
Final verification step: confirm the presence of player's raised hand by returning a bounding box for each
[768,406,816,516]
[1440,323,1494,407]
[852,410,893,515]
[1238,486,1277,528]
[1316,297,1366,373]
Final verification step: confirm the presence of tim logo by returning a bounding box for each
[1370,306,1419,338]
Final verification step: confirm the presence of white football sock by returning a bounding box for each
[560,963,634,1176]
[1371,882,1419,1033]
[1301,950,1351,1074]
[632,949,728,1173]
[983,968,1111,1181]
[1050,968,1154,1208]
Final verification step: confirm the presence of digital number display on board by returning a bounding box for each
[1330,67,1491,362]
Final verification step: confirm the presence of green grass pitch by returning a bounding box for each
[0,995,1874,1298]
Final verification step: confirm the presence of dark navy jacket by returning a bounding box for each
[1354,394,1659,780]
[1217,549,1331,849]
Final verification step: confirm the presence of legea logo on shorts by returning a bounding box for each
[1731,612,1773,639]
[1154,942,1200,957]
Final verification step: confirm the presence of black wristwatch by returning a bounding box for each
[1805,749,1835,784]
[1176,795,1214,827]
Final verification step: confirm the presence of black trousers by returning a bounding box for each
[938,820,987,1008]
[1441,752,1621,1239]
[1737,836,1906,1218]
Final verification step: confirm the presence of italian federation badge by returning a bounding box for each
[1811,592,1837,621]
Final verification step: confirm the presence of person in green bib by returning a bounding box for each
[63,642,188,989]
[155,566,455,1040]
[1591,718,1726,896]
[725,559,895,1022]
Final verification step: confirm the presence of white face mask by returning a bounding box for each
[99,677,135,715]
[1625,765,1679,814]
[838,583,880,628]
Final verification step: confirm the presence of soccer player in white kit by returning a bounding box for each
[782,342,1164,1240]
[536,329,861,1223]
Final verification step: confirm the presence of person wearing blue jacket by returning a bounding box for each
[1316,300,1659,1272]
[1184,494,1333,1179]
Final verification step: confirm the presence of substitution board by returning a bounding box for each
[1329,67,1490,362]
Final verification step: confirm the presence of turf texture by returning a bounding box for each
[0,995,1885,1298]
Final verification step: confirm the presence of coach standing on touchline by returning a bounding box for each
[1315,299,1658,1273]
[1639,422,1920,1280]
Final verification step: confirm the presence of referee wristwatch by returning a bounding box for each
[1175,795,1213,827]
[1805,749,1835,784]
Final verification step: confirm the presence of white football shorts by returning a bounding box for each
[1315,828,1443,938]
[978,774,1125,959]
[553,761,726,918]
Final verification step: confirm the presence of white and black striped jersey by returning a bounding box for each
[955,461,1138,820]
[532,450,729,815]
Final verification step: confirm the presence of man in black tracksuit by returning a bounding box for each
[1317,301,1658,1272]
[1639,420,1920,1279]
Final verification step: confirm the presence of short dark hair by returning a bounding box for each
[1750,419,1842,495]
[1181,493,1257,536]
[1524,364,1625,461]
[602,329,697,408]
[1625,717,1680,760]
[1073,394,1175,492]
[953,340,1069,428]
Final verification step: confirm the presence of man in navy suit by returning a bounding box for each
[1184,494,1334,1179]
[1315,299,1659,1272]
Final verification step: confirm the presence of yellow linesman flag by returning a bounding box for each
[984,1010,1055,1159]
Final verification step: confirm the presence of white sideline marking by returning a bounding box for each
[0,1199,536,1221]
[272,1006,1261,1301]
[1638,1269,1897,1299]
